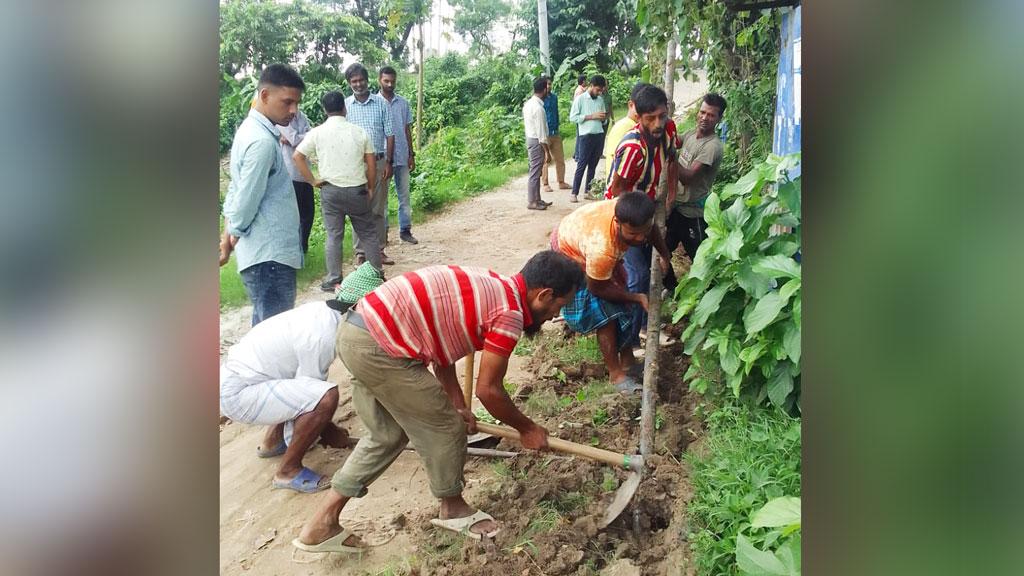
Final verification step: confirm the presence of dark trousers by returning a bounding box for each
[240,260,297,326]
[664,211,708,290]
[293,181,315,254]
[571,133,605,197]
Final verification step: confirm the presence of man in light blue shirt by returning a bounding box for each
[344,63,396,266]
[568,75,608,202]
[221,64,305,326]
[378,66,419,245]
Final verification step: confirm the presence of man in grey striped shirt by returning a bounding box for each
[345,63,395,266]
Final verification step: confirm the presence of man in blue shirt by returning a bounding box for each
[378,66,419,245]
[345,63,396,266]
[221,64,305,326]
[541,77,570,193]
[568,75,608,203]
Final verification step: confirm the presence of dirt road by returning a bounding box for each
[219,166,586,575]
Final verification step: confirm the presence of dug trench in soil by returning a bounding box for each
[407,329,703,576]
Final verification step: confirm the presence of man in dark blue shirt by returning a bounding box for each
[541,78,570,192]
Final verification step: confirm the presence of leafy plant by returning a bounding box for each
[686,402,801,576]
[736,497,801,576]
[673,153,801,412]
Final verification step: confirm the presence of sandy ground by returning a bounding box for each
[219,162,589,575]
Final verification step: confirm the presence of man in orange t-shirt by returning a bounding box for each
[551,193,671,393]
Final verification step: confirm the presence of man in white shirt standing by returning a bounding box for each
[522,77,553,211]
[293,91,382,293]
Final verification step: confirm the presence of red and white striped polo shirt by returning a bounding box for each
[604,119,680,199]
[355,265,534,367]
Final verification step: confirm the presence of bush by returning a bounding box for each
[673,153,802,412]
[687,402,801,576]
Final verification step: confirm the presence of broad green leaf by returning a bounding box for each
[722,228,744,261]
[722,196,751,229]
[683,325,709,355]
[720,339,741,375]
[694,284,730,327]
[776,179,801,219]
[752,255,801,280]
[737,260,772,298]
[688,240,719,281]
[767,364,794,408]
[775,213,800,229]
[745,291,790,334]
[751,496,801,529]
[736,534,788,575]
[703,193,722,227]
[782,320,801,365]
[792,294,801,325]
[779,278,801,300]
[768,239,800,257]
[727,370,743,397]
[722,168,763,201]
[777,534,801,576]
[773,153,801,181]
[739,341,768,365]
[683,362,699,381]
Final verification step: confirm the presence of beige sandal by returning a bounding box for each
[429,510,501,540]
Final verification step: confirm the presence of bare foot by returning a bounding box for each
[440,497,498,537]
[297,522,365,548]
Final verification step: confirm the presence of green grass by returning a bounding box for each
[548,335,605,366]
[685,401,801,576]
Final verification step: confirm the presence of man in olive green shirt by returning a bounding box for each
[665,94,726,288]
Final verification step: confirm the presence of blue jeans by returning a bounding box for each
[239,260,297,326]
[623,244,652,347]
[391,165,413,232]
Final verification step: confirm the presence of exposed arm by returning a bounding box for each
[365,153,377,198]
[223,140,274,236]
[606,172,633,198]
[475,350,548,450]
[292,150,322,187]
[405,122,415,169]
[678,160,710,185]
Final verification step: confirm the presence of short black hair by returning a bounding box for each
[703,93,727,115]
[589,75,607,88]
[614,192,656,227]
[258,63,305,91]
[345,63,369,81]
[520,251,585,298]
[533,76,548,93]
[321,91,346,114]
[630,82,651,101]
[379,65,397,77]
[633,84,668,115]
[577,74,587,86]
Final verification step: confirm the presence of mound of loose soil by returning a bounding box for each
[410,332,701,575]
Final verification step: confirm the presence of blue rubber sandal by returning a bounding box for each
[613,376,643,394]
[272,467,329,493]
[257,440,287,458]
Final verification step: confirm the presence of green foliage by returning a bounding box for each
[686,402,801,576]
[448,0,511,57]
[513,0,643,71]
[673,154,801,412]
[546,335,605,366]
[736,497,801,576]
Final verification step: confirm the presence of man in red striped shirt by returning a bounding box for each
[294,251,584,552]
[603,85,678,353]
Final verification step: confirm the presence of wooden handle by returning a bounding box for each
[475,422,638,470]
[462,353,475,408]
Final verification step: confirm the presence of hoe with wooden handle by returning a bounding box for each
[474,421,643,527]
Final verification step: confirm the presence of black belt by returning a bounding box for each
[346,309,368,330]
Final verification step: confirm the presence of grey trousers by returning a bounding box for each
[527,138,545,206]
[321,183,382,283]
[353,159,388,256]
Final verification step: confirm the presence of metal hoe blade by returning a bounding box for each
[600,470,642,528]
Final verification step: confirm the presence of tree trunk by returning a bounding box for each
[663,38,677,116]
[416,21,424,151]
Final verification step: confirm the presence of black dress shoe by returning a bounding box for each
[527,202,548,210]
[400,230,419,244]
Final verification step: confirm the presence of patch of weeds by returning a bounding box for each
[685,401,801,576]
[553,491,590,514]
[474,407,499,424]
[421,531,464,565]
[655,407,665,431]
[491,461,526,481]
[361,560,416,576]
[576,379,614,403]
[513,337,536,357]
[601,470,619,492]
[549,335,604,365]
[591,407,610,427]
[503,379,517,395]
[512,501,563,552]
[524,388,562,416]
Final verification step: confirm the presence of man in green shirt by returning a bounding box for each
[568,75,608,203]
[665,93,727,288]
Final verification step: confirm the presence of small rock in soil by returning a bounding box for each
[390,512,407,528]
